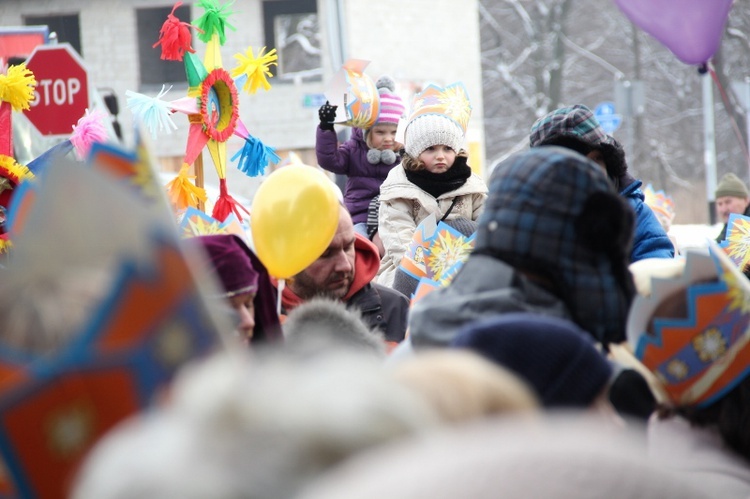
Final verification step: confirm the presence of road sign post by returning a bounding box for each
[593,101,622,135]
[23,43,90,138]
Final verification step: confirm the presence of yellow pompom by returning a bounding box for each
[231,47,278,95]
[0,64,37,111]
[0,154,34,184]
[0,237,11,255]
[166,163,208,211]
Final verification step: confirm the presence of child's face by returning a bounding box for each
[368,124,398,151]
[418,145,456,174]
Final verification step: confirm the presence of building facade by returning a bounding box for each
[0,0,485,198]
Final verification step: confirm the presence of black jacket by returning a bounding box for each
[348,282,409,343]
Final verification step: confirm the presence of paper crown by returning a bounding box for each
[406,82,472,136]
[327,59,380,129]
[719,213,750,271]
[627,243,750,407]
[643,184,675,227]
[396,214,475,304]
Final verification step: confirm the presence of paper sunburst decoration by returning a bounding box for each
[126,0,280,221]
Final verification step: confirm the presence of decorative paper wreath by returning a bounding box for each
[126,0,281,222]
[200,68,238,142]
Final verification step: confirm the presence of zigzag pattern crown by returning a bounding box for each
[407,82,472,134]
[627,244,750,407]
[643,184,675,224]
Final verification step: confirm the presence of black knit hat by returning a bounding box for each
[450,312,613,408]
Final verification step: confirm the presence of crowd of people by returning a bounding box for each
[3,75,750,498]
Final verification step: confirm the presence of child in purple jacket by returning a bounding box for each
[316,76,406,237]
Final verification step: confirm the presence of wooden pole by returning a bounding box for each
[194,153,205,213]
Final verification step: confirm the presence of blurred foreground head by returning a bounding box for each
[283,298,387,358]
[388,349,539,424]
[297,414,709,499]
[452,313,612,409]
[72,350,439,499]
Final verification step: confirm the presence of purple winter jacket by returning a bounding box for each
[315,126,400,224]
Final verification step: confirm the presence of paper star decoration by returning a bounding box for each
[126,0,280,221]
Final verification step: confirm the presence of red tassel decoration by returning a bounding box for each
[211,178,250,223]
[152,2,200,61]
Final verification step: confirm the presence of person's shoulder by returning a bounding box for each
[371,282,410,305]
[467,172,489,192]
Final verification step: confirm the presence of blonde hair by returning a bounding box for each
[364,123,398,149]
[389,350,539,424]
[401,149,469,172]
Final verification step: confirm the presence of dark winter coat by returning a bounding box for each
[316,127,400,224]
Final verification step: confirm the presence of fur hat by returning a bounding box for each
[404,82,471,158]
[475,146,635,345]
[451,313,613,407]
[373,76,405,127]
[283,298,386,357]
[715,173,749,199]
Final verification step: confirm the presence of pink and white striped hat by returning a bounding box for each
[372,76,406,127]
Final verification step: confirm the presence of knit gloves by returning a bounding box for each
[318,101,337,131]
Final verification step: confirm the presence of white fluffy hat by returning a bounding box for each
[405,115,466,158]
[404,82,472,158]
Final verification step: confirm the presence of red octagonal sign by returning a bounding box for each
[24,43,90,137]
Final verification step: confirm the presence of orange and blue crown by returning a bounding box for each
[628,244,750,407]
[407,82,472,135]
[643,184,675,228]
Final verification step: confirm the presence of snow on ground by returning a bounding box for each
[669,223,723,254]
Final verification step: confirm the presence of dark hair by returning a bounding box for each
[658,375,750,461]
[536,135,627,191]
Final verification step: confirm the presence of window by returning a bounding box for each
[262,0,321,83]
[136,5,190,87]
[24,14,81,56]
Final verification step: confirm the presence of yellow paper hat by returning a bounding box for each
[404,82,471,157]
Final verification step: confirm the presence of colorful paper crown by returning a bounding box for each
[396,214,475,304]
[719,213,750,271]
[407,82,472,136]
[627,243,750,407]
[643,184,675,228]
[327,59,380,129]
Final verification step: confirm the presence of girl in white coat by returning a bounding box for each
[376,83,487,287]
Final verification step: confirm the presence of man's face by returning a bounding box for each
[289,208,356,300]
[716,195,750,224]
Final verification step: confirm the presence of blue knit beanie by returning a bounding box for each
[451,312,613,408]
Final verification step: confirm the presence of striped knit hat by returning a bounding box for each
[372,76,405,127]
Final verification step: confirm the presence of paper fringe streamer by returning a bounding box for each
[0,155,33,185]
[126,85,178,139]
[152,2,201,61]
[165,163,207,211]
[231,47,277,94]
[0,64,36,111]
[211,178,249,222]
[70,109,108,160]
[194,0,236,45]
[231,135,280,177]
[0,236,10,255]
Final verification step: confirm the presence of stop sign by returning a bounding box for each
[24,43,90,137]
